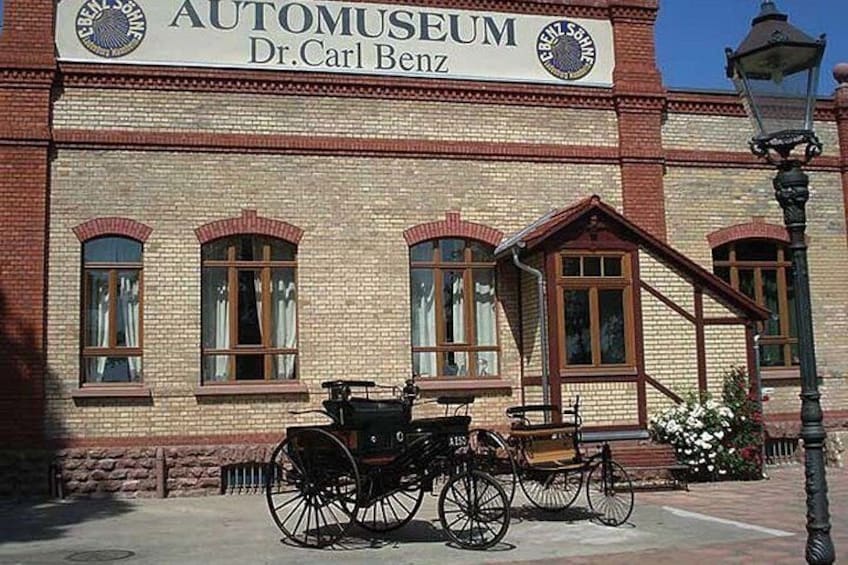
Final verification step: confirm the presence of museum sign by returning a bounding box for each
[56,0,615,86]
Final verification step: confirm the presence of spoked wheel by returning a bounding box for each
[467,429,517,506]
[438,470,510,550]
[520,467,583,512]
[586,459,634,526]
[355,476,425,533]
[265,428,361,548]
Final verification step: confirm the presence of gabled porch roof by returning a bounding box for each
[495,195,770,321]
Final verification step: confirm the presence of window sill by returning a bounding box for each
[194,382,308,397]
[416,379,512,394]
[562,367,638,381]
[73,385,152,399]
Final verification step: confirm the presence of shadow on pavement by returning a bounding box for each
[0,496,136,544]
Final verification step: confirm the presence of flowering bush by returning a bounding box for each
[650,367,763,481]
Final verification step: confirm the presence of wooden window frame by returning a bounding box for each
[556,251,636,375]
[409,239,500,379]
[713,241,798,369]
[80,239,144,385]
[201,236,298,383]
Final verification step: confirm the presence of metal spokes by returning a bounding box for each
[521,467,583,512]
[265,429,361,548]
[438,470,510,550]
[356,478,424,533]
[586,460,634,527]
[467,429,518,506]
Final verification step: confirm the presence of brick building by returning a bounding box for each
[1,0,847,497]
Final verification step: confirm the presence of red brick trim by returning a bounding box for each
[48,432,284,449]
[53,129,621,163]
[194,209,304,245]
[666,149,841,172]
[72,386,152,399]
[706,220,790,249]
[194,383,308,396]
[666,90,836,122]
[72,217,153,243]
[59,64,616,110]
[403,211,504,247]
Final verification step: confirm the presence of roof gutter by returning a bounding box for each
[511,245,551,423]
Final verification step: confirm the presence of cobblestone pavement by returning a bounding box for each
[531,464,847,565]
[0,465,843,564]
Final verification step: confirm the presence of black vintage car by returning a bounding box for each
[265,379,510,550]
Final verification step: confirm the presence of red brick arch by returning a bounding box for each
[707,219,789,249]
[73,217,153,243]
[403,212,503,247]
[194,209,304,245]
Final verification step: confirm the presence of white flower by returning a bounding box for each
[707,465,715,472]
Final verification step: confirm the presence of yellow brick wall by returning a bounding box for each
[662,112,840,158]
[53,88,620,146]
[46,147,622,440]
[664,164,848,416]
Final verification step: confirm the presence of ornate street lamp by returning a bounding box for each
[726,2,833,564]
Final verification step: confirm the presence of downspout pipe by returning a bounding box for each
[511,245,551,423]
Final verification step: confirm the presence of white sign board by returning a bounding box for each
[55,0,615,86]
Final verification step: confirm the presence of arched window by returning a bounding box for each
[409,238,498,378]
[201,235,297,382]
[82,236,143,383]
[713,240,798,368]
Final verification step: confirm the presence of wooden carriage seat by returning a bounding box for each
[507,404,580,465]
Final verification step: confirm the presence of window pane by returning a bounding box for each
[442,270,466,343]
[413,352,437,377]
[85,356,141,383]
[712,245,730,262]
[599,289,626,364]
[116,271,140,347]
[442,351,468,376]
[714,266,731,284]
[761,344,785,367]
[735,241,777,261]
[236,236,263,261]
[583,257,601,277]
[603,257,622,277]
[440,239,465,262]
[203,355,230,382]
[269,239,296,261]
[791,343,800,366]
[410,242,434,263]
[202,238,232,261]
[565,290,592,365]
[202,268,230,350]
[474,269,496,346]
[762,270,780,336]
[236,355,264,380]
[477,351,498,377]
[237,270,262,345]
[271,268,297,349]
[85,271,110,347]
[272,355,297,380]
[84,237,142,263]
[738,269,756,300]
[562,257,581,277]
[411,269,436,347]
[470,241,494,262]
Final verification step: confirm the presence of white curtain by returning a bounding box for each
[411,269,436,376]
[474,269,497,376]
[118,273,141,380]
[448,272,466,375]
[90,274,110,381]
[272,269,297,379]
[202,269,230,381]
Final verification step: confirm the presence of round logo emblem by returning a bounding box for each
[537,20,596,81]
[76,0,147,59]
